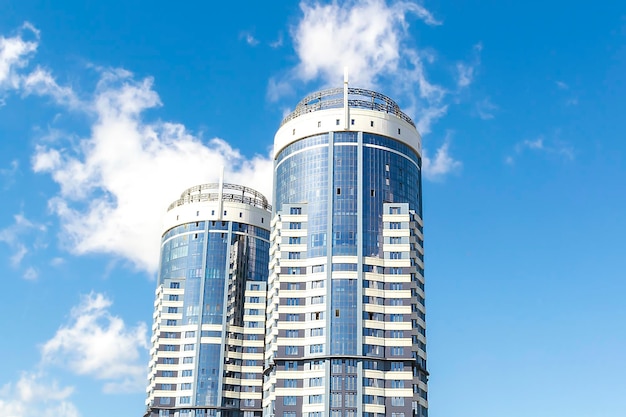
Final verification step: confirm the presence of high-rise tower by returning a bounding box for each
[146,182,272,417]
[264,84,428,417]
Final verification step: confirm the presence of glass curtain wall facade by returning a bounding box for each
[264,88,428,417]
[146,183,271,417]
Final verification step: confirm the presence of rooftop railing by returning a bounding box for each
[280,87,415,127]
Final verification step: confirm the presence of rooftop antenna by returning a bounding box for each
[218,166,224,220]
[344,66,349,130]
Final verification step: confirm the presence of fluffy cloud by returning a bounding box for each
[41,292,149,393]
[0,372,79,417]
[271,0,449,136]
[0,22,38,91]
[422,141,461,180]
[31,68,273,274]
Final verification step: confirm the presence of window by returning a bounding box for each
[309,394,323,404]
[284,413,296,417]
[289,222,302,230]
[160,383,172,390]
[286,361,297,371]
[390,206,400,214]
[163,345,176,351]
[391,398,405,407]
[167,307,178,313]
[311,280,324,289]
[162,371,175,377]
[310,327,324,337]
[286,329,299,338]
[330,393,342,407]
[181,370,193,377]
[390,314,403,322]
[311,296,324,304]
[287,314,299,321]
[287,298,299,306]
[331,375,342,390]
[169,282,180,289]
[183,357,193,364]
[391,380,405,388]
[345,392,357,407]
[311,265,325,273]
[183,344,195,351]
[249,297,260,303]
[286,346,298,355]
[390,222,401,229]
[184,331,195,338]
[336,119,340,125]
[166,319,176,326]
[289,236,301,244]
[180,383,192,390]
[168,295,179,301]
[390,236,401,244]
[345,375,357,390]
[309,377,323,387]
[163,358,175,364]
[391,346,405,356]
[391,362,404,371]
[288,252,301,259]
[390,252,402,259]
[290,207,302,215]
[310,344,323,354]
[283,396,296,405]
[160,397,171,405]
[284,379,297,388]
[164,332,177,338]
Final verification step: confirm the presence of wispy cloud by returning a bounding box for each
[269,32,284,48]
[455,42,482,88]
[507,136,575,164]
[555,80,569,90]
[41,292,149,393]
[422,141,462,180]
[475,97,497,120]
[0,372,79,417]
[0,22,39,92]
[240,31,259,46]
[0,213,47,270]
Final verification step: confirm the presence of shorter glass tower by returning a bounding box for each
[146,183,271,417]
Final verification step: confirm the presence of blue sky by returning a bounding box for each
[1,0,625,416]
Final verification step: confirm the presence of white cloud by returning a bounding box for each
[475,97,497,120]
[41,292,149,393]
[240,31,259,46]
[23,266,38,281]
[456,62,473,87]
[289,0,439,87]
[0,22,39,91]
[22,66,81,108]
[556,80,569,90]
[273,0,449,136]
[0,213,47,268]
[455,42,482,88]
[422,141,461,180]
[0,372,79,417]
[32,68,273,273]
[507,136,575,164]
[269,32,284,48]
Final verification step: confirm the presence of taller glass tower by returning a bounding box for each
[146,182,271,417]
[264,84,428,417]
